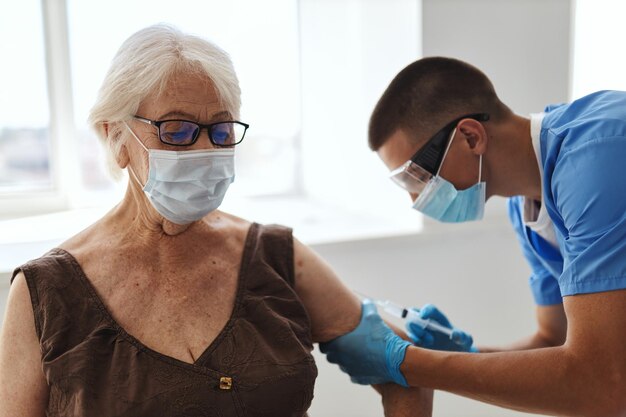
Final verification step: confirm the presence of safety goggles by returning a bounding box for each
[389,113,489,194]
[133,116,249,147]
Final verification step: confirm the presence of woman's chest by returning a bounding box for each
[41,238,318,417]
[84,255,242,364]
[44,271,319,417]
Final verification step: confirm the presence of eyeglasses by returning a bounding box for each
[389,113,489,194]
[133,116,249,147]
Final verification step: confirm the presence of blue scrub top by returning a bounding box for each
[508,90,626,304]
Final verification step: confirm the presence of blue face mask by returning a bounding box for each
[412,155,486,223]
[125,123,235,225]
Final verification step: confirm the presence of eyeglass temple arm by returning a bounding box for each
[133,116,155,126]
[411,113,489,175]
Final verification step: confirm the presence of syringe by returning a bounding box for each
[355,292,454,339]
[374,299,453,337]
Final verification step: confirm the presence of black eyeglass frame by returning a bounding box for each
[408,113,490,176]
[133,115,250,147]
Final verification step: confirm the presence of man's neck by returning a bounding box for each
[486,114,542,201]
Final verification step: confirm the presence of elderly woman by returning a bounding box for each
[0,25,431,416]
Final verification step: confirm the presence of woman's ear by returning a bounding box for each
[115,143,130,169]
[107,123,130,169]
[458,118,488,155]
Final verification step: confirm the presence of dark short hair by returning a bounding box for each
[368,57,510,151]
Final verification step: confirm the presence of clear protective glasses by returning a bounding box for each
[389,113,489,195]
[133,115,249,147]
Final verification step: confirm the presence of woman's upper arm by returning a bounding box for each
[293,239,435,415]
[0,272,48,417]
[293,238,361,343]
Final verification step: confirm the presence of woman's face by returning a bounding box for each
[119,71,236,232]
[126,71,232,176]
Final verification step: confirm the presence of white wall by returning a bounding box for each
[422,0,572,115]
[299,0,422,218]
[0,288,7,328]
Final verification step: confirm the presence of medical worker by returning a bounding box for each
[320,57,626,416]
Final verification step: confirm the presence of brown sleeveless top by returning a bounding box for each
[11,223,317,417]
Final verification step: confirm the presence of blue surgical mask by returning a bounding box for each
[412,155,486,223]
[125,123,235,225]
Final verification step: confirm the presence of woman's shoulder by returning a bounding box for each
[56,215,105,254]
[208,210,252,230]
[210,211,295,264]
[208,211,293,239]
[13,248,75,281]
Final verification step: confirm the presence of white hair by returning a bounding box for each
[88,24,241,179]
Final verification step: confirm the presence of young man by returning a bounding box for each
[321,57,626,416]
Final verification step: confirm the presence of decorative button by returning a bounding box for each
[219,377,233,390]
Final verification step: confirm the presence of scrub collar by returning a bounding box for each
[523,112,558,247]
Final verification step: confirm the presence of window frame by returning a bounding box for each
[1,0,306,219]
[0,0,79,218]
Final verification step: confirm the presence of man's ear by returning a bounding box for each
[458,118,488,155]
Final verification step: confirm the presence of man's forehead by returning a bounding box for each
[377,129,418,171]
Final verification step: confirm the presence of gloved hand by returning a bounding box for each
[320,300,412,387]
[406,304,478,352]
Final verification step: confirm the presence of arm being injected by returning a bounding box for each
[373,299,454,338]
[356,292,476,352]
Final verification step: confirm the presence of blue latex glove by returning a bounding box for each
[320,300,412,387]
[407,304,478,352]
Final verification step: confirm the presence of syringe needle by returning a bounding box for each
[354,290,455,340]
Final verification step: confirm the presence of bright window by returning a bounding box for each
[1,0,301,216]
[67,0,301,201]
[0,0,51,193]
[571,0,626,99]
[1,0,421,244]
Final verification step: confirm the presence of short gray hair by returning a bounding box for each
[88,24,241,179]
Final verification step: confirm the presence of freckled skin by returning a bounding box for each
[55,71,251,365]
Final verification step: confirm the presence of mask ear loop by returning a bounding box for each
[435,127,458,177]
[127,164,146,189]
[123,121,148,188]
[124,121,149,152]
